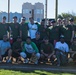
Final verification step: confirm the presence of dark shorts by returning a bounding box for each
[12,51,22,58]
[41,54,55,61]
[2,50,8,57]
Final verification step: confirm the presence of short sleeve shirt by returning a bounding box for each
[41,43,54,54]
[0,40,11,55]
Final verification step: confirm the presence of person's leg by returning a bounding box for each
[8,49,12,60]
[72,54,76,61]
[20,52,31,63]
[36,53,40,59]
[40,54,46,61]
[50,55,56,65]
[56,51,61,66]
[33,53,40,64]
[12,51,21,62]
[5,49,12,63]
[61,54,67,66]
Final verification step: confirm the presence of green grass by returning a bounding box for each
[0,69,75,75]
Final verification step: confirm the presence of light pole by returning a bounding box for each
[8,0,10,22]
[45,0,48,26]
[55,0,58,22]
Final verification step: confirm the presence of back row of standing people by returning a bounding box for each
[0,16,76,47]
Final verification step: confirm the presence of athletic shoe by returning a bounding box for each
[24,59,29,64]
[6,59,11,63]
[57,64,60,67]
[34,60,38,65]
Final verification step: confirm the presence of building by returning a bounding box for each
[22,2,44,22]
[0,11,22,22]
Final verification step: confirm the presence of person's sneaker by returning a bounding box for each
[6,59,11,63]
[57,64,60,67]
[34,60,38,65]
[24,59,29,64]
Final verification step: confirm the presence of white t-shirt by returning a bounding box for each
[55,41,69,52]
[28,23,38,39]
[24,43,35,53]
[0,40,11,55]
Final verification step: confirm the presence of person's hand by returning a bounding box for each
[44,54,48,57]
[48,54,52,59]
[71,38,73,43]
[72,52,76,58]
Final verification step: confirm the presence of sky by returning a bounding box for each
[0,0,76,18]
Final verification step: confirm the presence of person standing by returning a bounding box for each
[60,18,74,47]
[9,16,20,42]
[28,17,38,40]
[48,20,60,46]
[0,16,9,40]
[20,17,28,41]
[38,19,49,40]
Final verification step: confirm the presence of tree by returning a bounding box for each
[58,12,76,23]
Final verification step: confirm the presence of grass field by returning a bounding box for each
[0,69,76,75]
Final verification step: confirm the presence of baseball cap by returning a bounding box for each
[69,18,74,22]
[13,16,17,19]
[51,20,56,23]
[42,19,45,22]
[21,17,26,21]
[57,18,61,21]
[60,35,65,38]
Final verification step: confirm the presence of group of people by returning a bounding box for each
[0,16,76,66]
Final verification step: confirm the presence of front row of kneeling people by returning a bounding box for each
[0,34,76,66]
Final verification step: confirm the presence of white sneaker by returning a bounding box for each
[24,59,29,64]
[6,59,11,63]
[34,60,38,65]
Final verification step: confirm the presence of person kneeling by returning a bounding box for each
[21,37,40,64]
[55,35,69,66]
[12,36,23,62]
[0,35,12,63]
[70,37,76,63]
[40,37,56,65]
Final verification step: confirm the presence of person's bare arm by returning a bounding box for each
[48,51,55,58]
